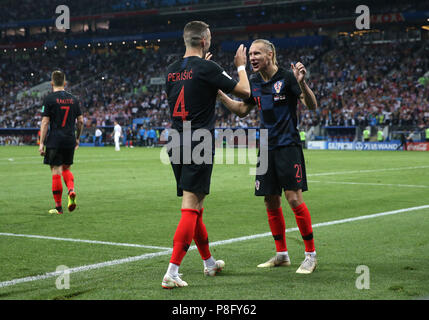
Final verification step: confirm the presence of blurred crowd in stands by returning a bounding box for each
[1,37,428,136]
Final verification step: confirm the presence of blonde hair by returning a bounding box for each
[251,39,278,67]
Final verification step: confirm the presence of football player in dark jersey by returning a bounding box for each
[218,39,318,274]
[161,21,250,289]
[39,70,84,215]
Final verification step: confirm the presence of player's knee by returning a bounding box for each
[264,195,281,210]
[285,190,302,209]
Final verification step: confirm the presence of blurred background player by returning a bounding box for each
[39,70,83,215]
[113,121,122,151]
[138,126,147,147]
[125,125,134,148]
[218,39,318,274]
[147,127,157,147]
[162,20,250,289]
[94,127,102,146]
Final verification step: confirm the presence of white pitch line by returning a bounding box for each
[308,180,429,189]
[307,166,429,177]
[0,233,171,251]
[0,250,172,289]
[1,204,429,289]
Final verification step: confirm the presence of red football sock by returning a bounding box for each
[62,169,74,192]
[292,202,315,252]
[193,208,211,260]
[266,207,287,252]
[52,174,63,207]
[170,208,199,266]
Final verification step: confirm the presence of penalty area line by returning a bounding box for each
[1,204,428,289]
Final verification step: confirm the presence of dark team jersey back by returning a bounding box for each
[41,90,82,148]
[166,56,237,133]
[245,68,302,150]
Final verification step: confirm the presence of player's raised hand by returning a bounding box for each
[205,52,212,60]
[234,44,247,68]
[291,62,306,83]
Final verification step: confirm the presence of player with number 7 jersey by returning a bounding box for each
[39,70,84,215]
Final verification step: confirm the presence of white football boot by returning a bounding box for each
[204,260,225,276]
[161,273,188,289]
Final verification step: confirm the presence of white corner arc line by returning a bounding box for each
[0,233,171,251]
[1,204,428,289]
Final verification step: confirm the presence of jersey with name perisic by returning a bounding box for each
[41,90,82,149]
[245,68,302,150]
[166,56,237,136]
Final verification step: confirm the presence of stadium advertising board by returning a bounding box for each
[309,141,403,151]
[406,142,429,151]
[307,141,327,149]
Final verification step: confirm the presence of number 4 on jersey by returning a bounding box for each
[173,85,189,120]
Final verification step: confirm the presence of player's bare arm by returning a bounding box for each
[75,115,84,150]
[38,116,50,156]
[230,44,251,100]
[291,62,317,110]
[217,90,254,118]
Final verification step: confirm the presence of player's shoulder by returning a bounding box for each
[277,67,293,79]
[249,72,261,83]
[166,59,182,73]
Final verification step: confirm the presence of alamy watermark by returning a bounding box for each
[55,5,70,30]
[355,5,370,30]
[355,265,370,290]
[159,121,268,175]
[55,265,70,289]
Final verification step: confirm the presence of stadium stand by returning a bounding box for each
[1,0,428,146]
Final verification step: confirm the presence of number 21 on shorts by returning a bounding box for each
[294,163,302,183]
[173,85,189,120]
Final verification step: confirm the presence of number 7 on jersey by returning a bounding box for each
[61,106,70,127]
[172,85,189,120]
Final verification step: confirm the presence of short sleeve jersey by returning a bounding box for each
[41,90,82,148]
[166,56,237,133]
[245,68,302,150]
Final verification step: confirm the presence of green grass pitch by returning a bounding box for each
[0,146,428,300]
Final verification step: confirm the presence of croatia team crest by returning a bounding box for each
[255,180,260,190]
[273,80,283,93]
